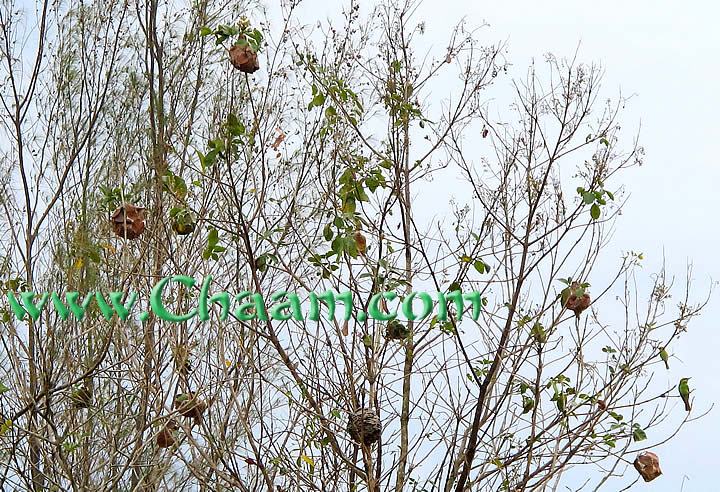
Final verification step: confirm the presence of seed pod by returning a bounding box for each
[347,408,382,446]
[111,204,146,240]
[634,451,662,482]
[229,44,260,73]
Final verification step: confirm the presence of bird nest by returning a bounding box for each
[347,408,381,445]
[111,204,145,240]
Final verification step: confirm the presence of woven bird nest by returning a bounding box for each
[111,204,145,240]
[347,408,381,445]
[156,419,178,449]
[172,219,195,236]
[634,451,662,482]
[229,44,259,73]
[384,320,410,341]
[562,281,591,318]
[70,384,92,409]
[174,392,207,425]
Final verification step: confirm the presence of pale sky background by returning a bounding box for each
[22,0,718,489]
[408,1,720,489]
[299,0,718,489]
[10,0,717,489]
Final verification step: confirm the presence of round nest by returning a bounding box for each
[347,408,381,445]
[384,320,410,341]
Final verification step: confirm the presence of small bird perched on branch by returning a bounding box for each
[678,377,692,412]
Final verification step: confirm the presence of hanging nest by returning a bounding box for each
[172,220,196,236]
[229,44,259,73]
[174,392,207,425]
[170,208,196,236]
[347,408,382,446]
[561,281,591,318]
[111,204,146,240]
[634,451,662,482]
[156,419,178,449]
[69,384,92,409]
[384,320,410,341]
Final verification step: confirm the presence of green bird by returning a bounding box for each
[678,377,691,412]
[659,348,669,369]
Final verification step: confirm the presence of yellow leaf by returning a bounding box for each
[300,454,314,467]
[74,258,84,270]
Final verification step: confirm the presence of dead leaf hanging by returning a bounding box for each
[270,128,286,150]
[354,231,367,255]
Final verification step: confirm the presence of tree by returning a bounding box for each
[0,0,707,490]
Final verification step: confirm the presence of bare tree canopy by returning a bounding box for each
[0,0,708,490]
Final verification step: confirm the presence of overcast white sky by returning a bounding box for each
[12,0,715,488]
[411,1,720,489]
[295,0,718,489]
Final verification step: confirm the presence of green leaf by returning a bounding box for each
[0,419,11,436]
[473,260,486,274]
[0,382,9,395]
[323,224,333,241]
[227,113,245,136]
[582,191,595,205]
[522,396,535,414]
[199,26,212,36]
[632,424,647,442]
[341,197,356,214]
[531,322,547,343]
[590,204,601,220]
[308,93,326,110]
[330,236,345,255]
[379,160,393,169]
[600,137,610,147]
[208,228,219,247]
[362,334,373,348]
[196,150,208,170]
